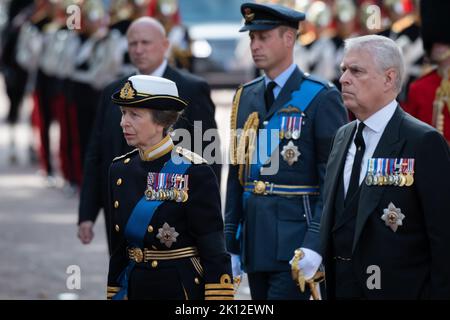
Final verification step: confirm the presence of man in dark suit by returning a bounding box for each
[224,3,348,299]
[319,34,450,299]
[77,17,220,252]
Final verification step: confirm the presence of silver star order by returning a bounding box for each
[156,222,179,248]
[280,141,300,166]
[381,202,405,232]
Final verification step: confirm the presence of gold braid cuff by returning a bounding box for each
[205,274,235,300]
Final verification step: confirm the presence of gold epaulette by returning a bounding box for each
[204,274,234,300]
[230,86,243,165]
[237,112,259,186]
[106,286,121,300]
[175,146,207,164]
[112,148,139,162]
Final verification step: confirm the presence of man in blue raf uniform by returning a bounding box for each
[225,3,348,300]
[107,75,233,300]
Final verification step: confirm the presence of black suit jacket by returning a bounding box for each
[78,65,220,232]
[320,106,450,299]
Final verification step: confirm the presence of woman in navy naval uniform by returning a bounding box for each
[106,75,233,300]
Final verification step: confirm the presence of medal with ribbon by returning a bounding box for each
[145,172,189,202]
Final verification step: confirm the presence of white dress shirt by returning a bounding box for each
[264,63,297,99]
[343,100,398,196]
[138,59,168,77]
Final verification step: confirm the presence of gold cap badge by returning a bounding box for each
[244,8,254,22]
[119,81,136,100]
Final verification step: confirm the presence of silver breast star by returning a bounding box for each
[156,222,179,248]
[381,202,405,232]
[280,141,300,166]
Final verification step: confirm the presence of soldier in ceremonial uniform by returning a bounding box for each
[107,75,233,300]
[320,35,450,299]
[403,1,450,144]
[224,3,348,300]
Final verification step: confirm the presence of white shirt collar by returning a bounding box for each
[264,63,297,89]
[138,59,168,78]
[358,100,398,134]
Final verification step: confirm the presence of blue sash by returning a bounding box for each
[113,157,191,300]
[247,78,325,184]
[238,78,324,241]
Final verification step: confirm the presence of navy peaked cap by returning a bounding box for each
[239,2,305,32]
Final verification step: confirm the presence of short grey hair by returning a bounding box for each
[344,35,405,93]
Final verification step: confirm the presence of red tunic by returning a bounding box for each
[403,70,450,143]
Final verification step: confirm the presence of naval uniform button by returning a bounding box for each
[147,225,153,233]
[116,178,122,186]
[114,201,119,208]
[124,158,130,164]
[115,224,120,232]
[151,260,158,268]
[194,277,200,285]
[303,214,306,218]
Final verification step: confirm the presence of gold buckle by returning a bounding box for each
[130,248,144,263]
[253,180,268,195]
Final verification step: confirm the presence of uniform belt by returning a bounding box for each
[127,246,198,263]
[244,181,320,196]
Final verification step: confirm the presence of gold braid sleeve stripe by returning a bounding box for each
[107,286,121,293]
[205,296,234,300]
[204,283,235,290]
[230,86,243,166]
[205,289,235,296]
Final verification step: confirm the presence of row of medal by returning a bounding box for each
[279,115,303,140]
[145,172,189,202]
[365,158,415,187]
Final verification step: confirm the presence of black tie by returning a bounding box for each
[345,122,366,205]
[264,81,276,111]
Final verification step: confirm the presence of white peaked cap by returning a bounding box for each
[129,75,179,97]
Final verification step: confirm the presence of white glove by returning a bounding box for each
[289,248,322,280]
[230,253,243,278]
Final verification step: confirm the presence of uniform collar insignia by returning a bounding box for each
[156,222,179,248]
[281,141,300,165]
[140,135,174,161]
[381,202,405,232]
[119,81,136,100]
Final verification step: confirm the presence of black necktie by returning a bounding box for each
[345,122,366,205]
[264,81,276,111]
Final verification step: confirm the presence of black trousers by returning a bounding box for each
[128,259,203,300]
[247,271,311,300]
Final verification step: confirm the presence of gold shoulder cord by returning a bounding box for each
[433,68,450,136]
[237,112,259,186]
[230,86,243,166]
